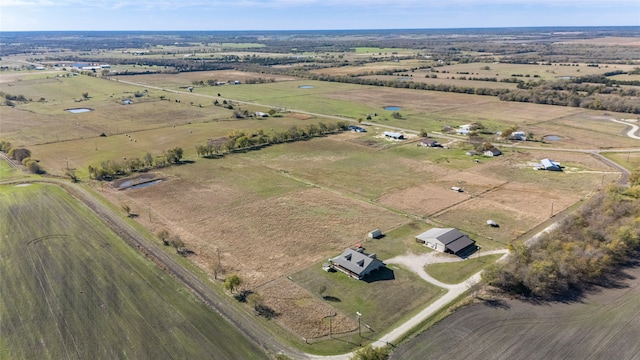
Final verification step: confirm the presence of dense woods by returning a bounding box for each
[482,181,640,299]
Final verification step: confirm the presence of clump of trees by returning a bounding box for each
[1,92,30,107]
[350,345,391,360]
[482,184,640,299]
[156,229,193,256]
[1,141,44,174]
[224,274,242,293]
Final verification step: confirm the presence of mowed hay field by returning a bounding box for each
[391,264,640,360]
[0,183,267,360]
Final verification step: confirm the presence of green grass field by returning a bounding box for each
[424,254,504,284]
[0,183,267,360]
[293,262,444,337]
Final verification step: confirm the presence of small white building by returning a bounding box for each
[538,158,562,171]
[484,148,502,157]
[383,131,404,139]
[456,124,472,135]
[510,131,526,141]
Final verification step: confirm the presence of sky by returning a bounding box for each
[1,0,638,32]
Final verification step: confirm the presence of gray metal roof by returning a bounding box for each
[416,228,475,254]
[331,248,384,277]
[541,158,561,169]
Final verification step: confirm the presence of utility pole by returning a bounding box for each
[550,200,555,218]
[356,311,362,337]
[328,311,335,337]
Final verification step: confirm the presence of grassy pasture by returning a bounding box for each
[29,112,331,178]
[360,74,521,90]
[0,73,241,145]
[121,70,299,89]
[310,60,430,76]
[424,253,504,284]
[94,130,612,318]
[3,62,634,352]
[353,47,416,54]
[427,62,640,81]
[531,113,640,148]
[603,151,640,172]
[292,261,444,343]
[0,183,267,360]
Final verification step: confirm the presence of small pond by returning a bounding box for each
[298,85,314,89]
[126,179,163,190]
[545,135,562,141]
[384,106,402,111]
[66,108,92,113]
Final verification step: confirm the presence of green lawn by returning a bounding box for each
[0,183,267,360]
[424,253,504,284]
[293,260,444,337]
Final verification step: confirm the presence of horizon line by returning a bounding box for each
[3,25,640,33]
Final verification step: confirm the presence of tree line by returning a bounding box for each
[88,121,348,181]
[482,181,640,299]
[87,147,183,181]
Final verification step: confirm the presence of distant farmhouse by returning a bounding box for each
[383,131,404,140]
[416,228,477,257]
[537,158,562,171]
[510,131,527,141]
[328,248,385,280]
[419,138,441,147]
[348,125,367,133]
[484,147,502,157]
[72,63,110,71]
[456,124,473,135]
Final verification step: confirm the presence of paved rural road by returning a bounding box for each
[1,176,304,360]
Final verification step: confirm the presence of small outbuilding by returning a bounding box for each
[487,220,499,227]
[383,131,404,140]
[510,131,526,141]
[538,158,562,171]
[484,148,502,157]
[415,228,477,256]
[419,138,441,147]
[329,248,385,280]
[368,229,383,239]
